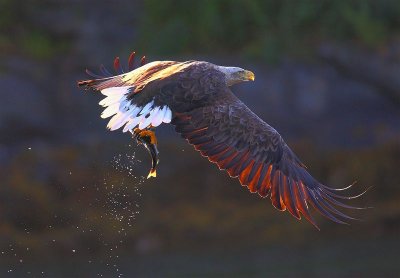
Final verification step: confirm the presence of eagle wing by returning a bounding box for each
[77,60,192,131]
[172,88,364,229]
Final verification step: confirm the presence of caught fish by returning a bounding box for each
[133,128,159,178]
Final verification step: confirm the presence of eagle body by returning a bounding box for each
[81,61,253,114]
[78,54,365,229]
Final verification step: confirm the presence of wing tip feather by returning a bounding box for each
[172,113,368,230]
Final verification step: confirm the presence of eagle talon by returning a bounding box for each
[133,128,157,144]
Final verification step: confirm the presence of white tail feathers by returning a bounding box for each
[163,108,172,123]
[101,86,132,96]
[98,86,172,132]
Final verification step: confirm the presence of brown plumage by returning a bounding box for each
[78,52,367,229]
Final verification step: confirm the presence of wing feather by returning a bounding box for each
[172,88,365,229]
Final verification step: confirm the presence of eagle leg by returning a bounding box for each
[132,128,159,178]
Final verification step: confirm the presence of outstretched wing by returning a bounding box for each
[172,88,364,229]
[77,57,187,132]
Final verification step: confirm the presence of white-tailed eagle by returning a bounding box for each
[78,52,366,229]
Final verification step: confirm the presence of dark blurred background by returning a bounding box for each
[1,0,400,277]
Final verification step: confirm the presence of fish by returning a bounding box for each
[133,128,159,178]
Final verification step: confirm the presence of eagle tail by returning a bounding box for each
[77,75,120,91]
[77,51,147,90]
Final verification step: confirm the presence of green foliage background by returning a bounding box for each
[139,0,400,61]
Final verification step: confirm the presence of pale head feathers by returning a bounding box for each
[216,65,255,86]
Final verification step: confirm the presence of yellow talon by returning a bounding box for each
[134,128,157,144]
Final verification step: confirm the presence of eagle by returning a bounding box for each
[78,52,366,229]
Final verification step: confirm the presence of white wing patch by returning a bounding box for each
[98,86,172,132]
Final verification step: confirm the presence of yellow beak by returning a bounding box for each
[244,70,255,81]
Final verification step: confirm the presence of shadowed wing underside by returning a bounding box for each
[172,90,365,229]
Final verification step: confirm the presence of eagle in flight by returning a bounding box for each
[78,52,366,229]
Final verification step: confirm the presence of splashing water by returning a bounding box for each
[97,146,146,277]
[104,148,145,228]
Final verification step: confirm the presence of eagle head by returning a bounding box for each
[216,66,255,86]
